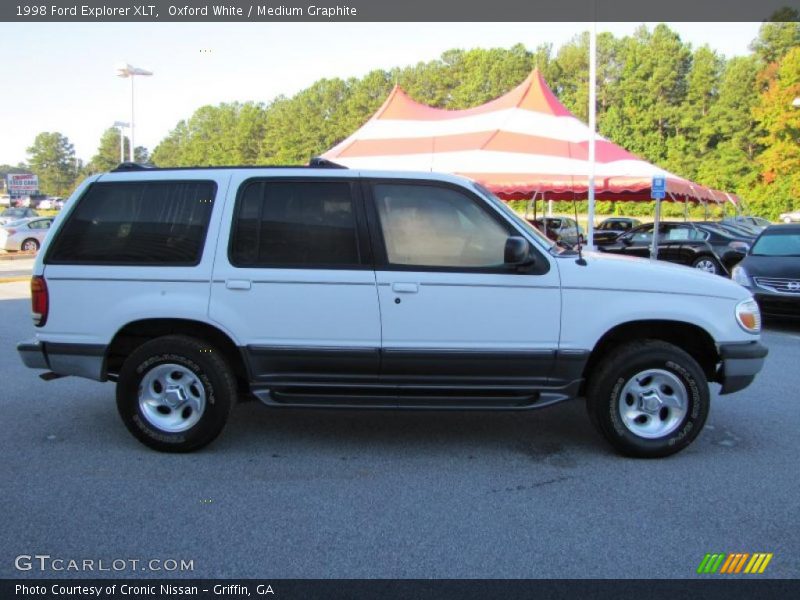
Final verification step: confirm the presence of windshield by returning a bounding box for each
[751,232,800,257]
[470,182,558,250]
[1,208,25,217]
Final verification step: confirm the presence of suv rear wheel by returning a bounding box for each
[586,340,710,458]
[116,335,236,452]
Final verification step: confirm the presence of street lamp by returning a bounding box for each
[115,63,153,162]
[112,121,129,163]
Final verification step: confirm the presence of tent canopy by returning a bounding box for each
[323,69,732,204]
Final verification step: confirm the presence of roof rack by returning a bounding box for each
[111,162,154,172]
[308,157,347,169]
[110,157,348,173]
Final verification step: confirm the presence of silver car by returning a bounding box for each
[779,210,800,224]
[0,217,53,252]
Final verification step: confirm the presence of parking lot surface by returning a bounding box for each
[1,280,798,578]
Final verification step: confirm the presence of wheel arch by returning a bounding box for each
[580,319,720,395]
[105,318,249,391]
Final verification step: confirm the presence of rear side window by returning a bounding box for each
[47,181,216,265]
[230,180,361,267]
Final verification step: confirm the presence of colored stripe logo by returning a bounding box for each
[697,553,773,574]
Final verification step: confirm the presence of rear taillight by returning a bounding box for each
[6,228,16,235]
[31,275,48,327]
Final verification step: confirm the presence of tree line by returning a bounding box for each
[18,19,800,219]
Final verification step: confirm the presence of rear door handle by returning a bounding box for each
[225,279,251,290]
[392,282,419,293]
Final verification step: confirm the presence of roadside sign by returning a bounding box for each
[651,175,666,199]
[7,173,38,197]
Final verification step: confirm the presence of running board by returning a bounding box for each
[251,385,576,411]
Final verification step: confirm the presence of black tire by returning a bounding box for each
[21,238,39,252]
[692,255,722,275]
[116,335,236,452]
[586,340,710,458]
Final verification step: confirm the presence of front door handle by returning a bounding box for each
[226,279,251,290]
[392,282,419,294]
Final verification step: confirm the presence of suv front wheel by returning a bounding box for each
[586,340,710,458]
[116,335,236,452]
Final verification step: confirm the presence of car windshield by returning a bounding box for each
[751,232,800,257]
[1,208,25,217]
[470,182,558,250]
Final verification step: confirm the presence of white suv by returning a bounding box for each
[17,163,767,457]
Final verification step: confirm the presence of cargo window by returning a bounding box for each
[46,181,216,265]
[230,180,360,267]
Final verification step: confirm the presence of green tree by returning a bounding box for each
[750,12,800,64]
[25,132,78,196]
[749,46,800,218]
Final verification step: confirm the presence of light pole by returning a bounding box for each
[115,63,153,162]
[112,121,129,163]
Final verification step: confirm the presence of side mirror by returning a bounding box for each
[504,236,535,266]
[621,235,633,245]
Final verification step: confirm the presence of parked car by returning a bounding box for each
[593,217,642,243]
[597,221,745,275]
[0,207,39,225]
[33,198,54,210]
[702,220,761,238]
[0,217,54,252]
[779,210,800,224]
[17,164,767,458]
[723,216,771,231]
[526,216,585,247]
[732,224,800,319]
[691,223,752,267]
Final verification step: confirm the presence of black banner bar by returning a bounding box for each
[3,579,800,600]
[2,0,800,23]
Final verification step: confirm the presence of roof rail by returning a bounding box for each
[308,157,347,169]
[108,159,348,173]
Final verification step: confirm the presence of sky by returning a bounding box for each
[0,22,762,166]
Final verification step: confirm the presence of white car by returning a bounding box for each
[0,207,39,225]
[17,164,767,457]
[779,210,800,224]
[0,217,53,252]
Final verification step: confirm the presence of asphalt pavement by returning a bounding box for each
[0,255,36,280]
[1,280,798,579]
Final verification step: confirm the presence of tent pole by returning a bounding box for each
[586,16,597,250]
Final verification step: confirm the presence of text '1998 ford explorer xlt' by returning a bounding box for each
[17,162,768,457]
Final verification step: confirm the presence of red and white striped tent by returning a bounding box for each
[323,69,732,205]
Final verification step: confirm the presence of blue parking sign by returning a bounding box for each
[652,175,666,199]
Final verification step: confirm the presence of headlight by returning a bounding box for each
[732,265,752,287]
[735,298,761,333]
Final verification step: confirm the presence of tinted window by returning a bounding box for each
[230,180,360,267]
[631,225,653,243]
[47,181,215,265]
[373,183,511,268]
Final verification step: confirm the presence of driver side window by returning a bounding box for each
[372,183,512,268]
